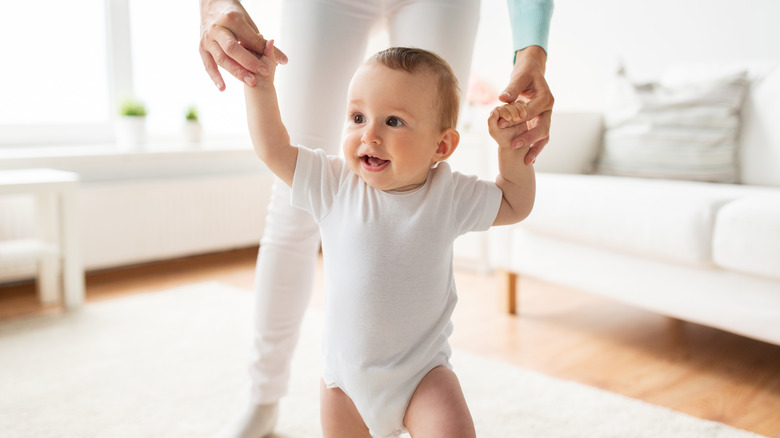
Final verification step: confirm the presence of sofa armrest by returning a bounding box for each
[534,111,603,175]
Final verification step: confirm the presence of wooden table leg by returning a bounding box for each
[503,271,518,315]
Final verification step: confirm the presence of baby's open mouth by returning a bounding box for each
[361,155,389,168]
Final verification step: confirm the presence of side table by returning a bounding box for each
[0,169,84,310]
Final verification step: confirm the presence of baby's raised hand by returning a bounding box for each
[251,39,282,83]
[488,102,530,149]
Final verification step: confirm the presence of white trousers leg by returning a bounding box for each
[250,0,481,404]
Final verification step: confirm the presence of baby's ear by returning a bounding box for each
[435,128,459,162]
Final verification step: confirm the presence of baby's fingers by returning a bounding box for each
[489,103,527,130]
[488,107,504,130]
[252,39,280,73]
[496,102,528,128]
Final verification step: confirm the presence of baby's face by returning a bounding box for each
[343,64,447,192]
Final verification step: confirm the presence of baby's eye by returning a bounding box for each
[386,117,404,127]
[352,113,365,124]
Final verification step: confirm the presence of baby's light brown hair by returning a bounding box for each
[366,47,460,131]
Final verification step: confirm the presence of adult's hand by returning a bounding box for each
[199,0,288,91]
[498,45,554,164]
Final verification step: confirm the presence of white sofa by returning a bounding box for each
[489,64,780,346]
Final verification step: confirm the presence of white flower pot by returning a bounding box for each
[183,121,203,146]
[115,116,146,152]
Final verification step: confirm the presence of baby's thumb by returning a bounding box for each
[264,39,276,59]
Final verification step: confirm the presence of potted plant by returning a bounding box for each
[183,104,202,146]
[115,98,147,151]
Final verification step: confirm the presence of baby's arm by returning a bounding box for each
[489,102,536,226]
[244,39,297,187]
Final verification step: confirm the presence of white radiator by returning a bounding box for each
[0,173,273,283]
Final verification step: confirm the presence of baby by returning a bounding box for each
[245,41,535,438]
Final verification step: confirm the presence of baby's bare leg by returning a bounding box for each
[320,380,371,438]
[404,366,476,438]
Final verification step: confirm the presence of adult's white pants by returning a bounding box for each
[250,0,481,404]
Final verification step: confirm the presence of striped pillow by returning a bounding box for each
[596,69,749,183]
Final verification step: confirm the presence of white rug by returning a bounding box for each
[0,282,767,438]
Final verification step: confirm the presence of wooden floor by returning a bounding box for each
[2,247,779,437]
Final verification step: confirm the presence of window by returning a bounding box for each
[0,0,111,145]
[0,0,261,148]
[128,0,248,140]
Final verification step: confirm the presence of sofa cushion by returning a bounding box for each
[738,64,780,186]
[712,195,780,281]
[658,62,780,186]
[521,173,762,266]
[596,68,749,183]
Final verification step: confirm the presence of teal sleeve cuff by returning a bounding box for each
[508,0,554,55]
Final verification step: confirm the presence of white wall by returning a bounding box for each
[253,0,780,111]
[472,0,780,111]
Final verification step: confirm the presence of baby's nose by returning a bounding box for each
[361,124,381,144]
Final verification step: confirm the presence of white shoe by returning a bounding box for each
[212,402,279,438]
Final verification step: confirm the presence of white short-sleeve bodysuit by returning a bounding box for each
[291,147,502,438]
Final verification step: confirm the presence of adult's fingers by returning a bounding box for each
[204,34,258,86]
[522,89,555,125]
[272,46,289,65]
[500,45,547,104]
[499,69,530,104]
[199,44,226,91]
[525,137,550,164]
[214,7,260,35]
[212,25,269,76]
[227,22,288,65]
[499,69,554,125]
[512,110,551,150]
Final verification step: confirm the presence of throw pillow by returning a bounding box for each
[596,66,749,183]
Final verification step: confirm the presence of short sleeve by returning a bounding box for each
[291,147,349,222]
[450,170,503,236]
